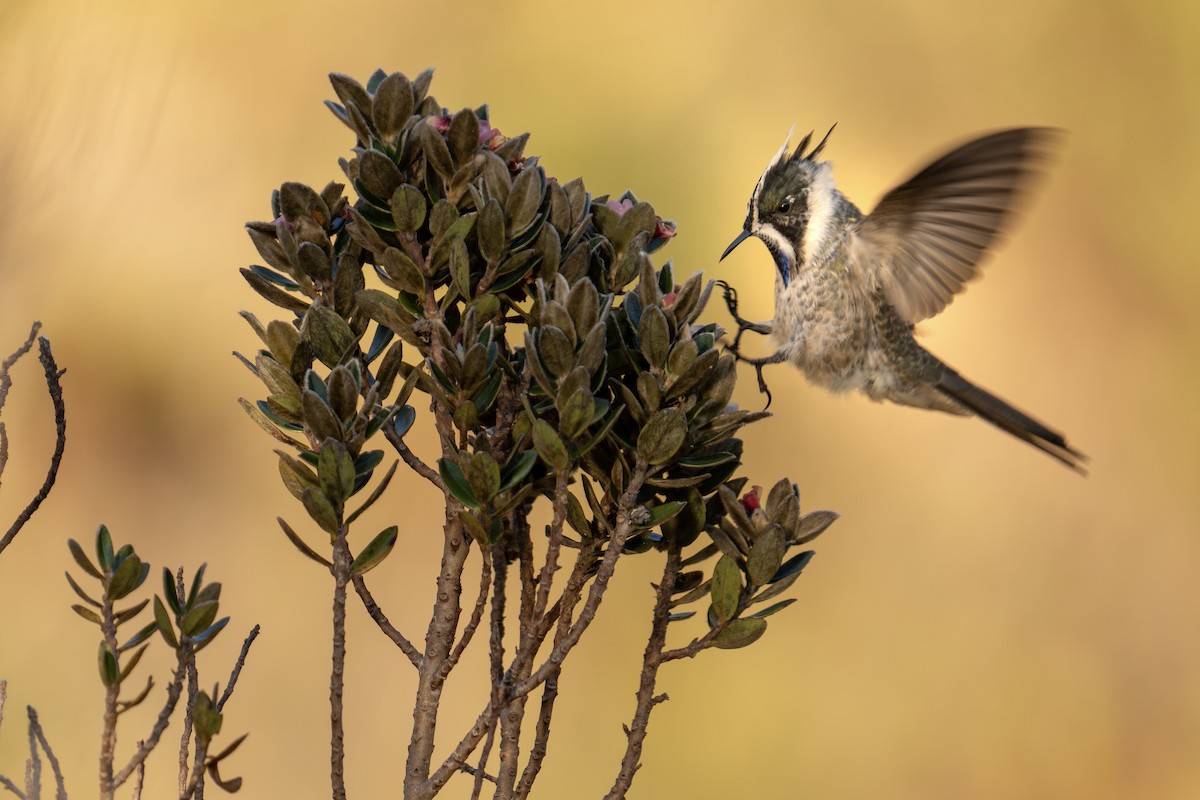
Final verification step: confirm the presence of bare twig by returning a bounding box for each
[384,419,442,489]
[467,719,498,800]
[659,623,727,663]
[511,461,649,699]
[131,744,145,800]
[444,552,492,677]
[606,540,682,799]
[178,654,198,794]
[27,708,66,800]
[330,530,351,800]
[513,674,558,800]
[111,654,188,788]
[0,335,67,557]
[216,624,262,712]
[0,776,24,799]
[352,574,422,667]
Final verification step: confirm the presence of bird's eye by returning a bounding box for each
[778,197,793,213]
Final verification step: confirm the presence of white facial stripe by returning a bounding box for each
[802,161,836,265]
[755,224,796,274]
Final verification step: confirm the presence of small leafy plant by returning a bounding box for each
[236,68,839,799]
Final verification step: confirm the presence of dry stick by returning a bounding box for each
[0,322,39,488]
[0,337,67,557]
[605,540,683,800]
[497,475,568,798]
[99,583,122,800]
[178,568,199,796]
[404,509,471,800]
[131,745,145,800]
[352,575,423,667]
[0,688,20,800]
[512,675,558,800]
[27,708,66,800]
[383,423,442,489]
[179,737,209,800]
[512,541,600,800]
[444,552,492,677]
[468,722,498,800]
[330,529,351,800]
[510,461,649,699]
[110,653,188,787]
[422,462,651,798]
[217,625,262,712]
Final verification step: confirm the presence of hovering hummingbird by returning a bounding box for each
[719,126,1086,471]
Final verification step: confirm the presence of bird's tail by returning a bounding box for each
[936,369,1087,473]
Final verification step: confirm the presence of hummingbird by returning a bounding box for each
[719,126,1086,471]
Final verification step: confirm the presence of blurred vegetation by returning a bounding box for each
[1,1,1198,799]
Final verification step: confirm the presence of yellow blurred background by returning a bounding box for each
[1,0,1197,797]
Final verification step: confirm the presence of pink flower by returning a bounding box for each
[428,116,452,134]
[662,290,678,307]
[739,486,762,514]
[606,198,635,217]
[653,218,677,241]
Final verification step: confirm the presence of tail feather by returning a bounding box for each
[936,369,1087,473]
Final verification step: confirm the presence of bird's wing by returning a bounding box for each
[849,128,1060,323]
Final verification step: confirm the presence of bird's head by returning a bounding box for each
[721,125,838,287]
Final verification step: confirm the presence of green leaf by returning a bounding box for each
[181,600,219,638]
[793,510,839,545]
[65,570,100,607]
[119,643,149,683]
[710,554,741,623]
[498,450,538,494]
[192,617,229,652]
[438,458,481,508]
[121,621,159,651]
[99,641,120,687]
[115,598,150,626]
[351,526,399,575]
[72,604,101,624]
[750,598,796,619]
[637,408,688,465]
[746,527,786,588]
[712,617,767,649]
[107,553,143,601]
[531,419,570,471]
[277,517,332,567]
[154,596,178,648]
[302,305,358,368]
[770,550,815,583]
[302,486,341,535]
[380,247,425,294]
[458,511,489,546]
[68,538,102,579]
[638,305,670,368]
[317,439,356,507]
[96,525,114,573]
[464,452,501,503]
[371,72,413,140]
[640,501,686,529]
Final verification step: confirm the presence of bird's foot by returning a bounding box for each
[714,282,782,408]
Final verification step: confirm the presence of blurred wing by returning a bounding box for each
[850,128,1060,323]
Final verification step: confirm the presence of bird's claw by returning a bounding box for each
[715,280,775,409]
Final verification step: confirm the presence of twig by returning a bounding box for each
[0,682,22,800]
[0,776,24,800]
[27,707,66,800]
[100,582,121,800]
[178,651,199,794]
[111,653,188,788]
[352,575,422,667]
[467,719,498,800]
[0,336,67,557]
[513,674,558,800]
[605,540,682,799]
[443,552,492,677]
[330,529,351,800]
[0,323,40,489]
[510,461,649,698]
[659,624,726,663]
[131,744,145,800]
[384,420,442,489]
[404,508,471,799]
[217,624,262,711]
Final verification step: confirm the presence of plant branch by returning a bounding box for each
[352,575,423,667]
[27,707,66,800]
[606,539,682,799]
[444,551,492,676]
[330,528,351,800]
[0,335,67,557]
[384,422,442,489]
[511,461,649,699]
[217,624,261,712]
[111,652,188,788]
[513,674,558,800]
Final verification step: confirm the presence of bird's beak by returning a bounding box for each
[720,229,753,262]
